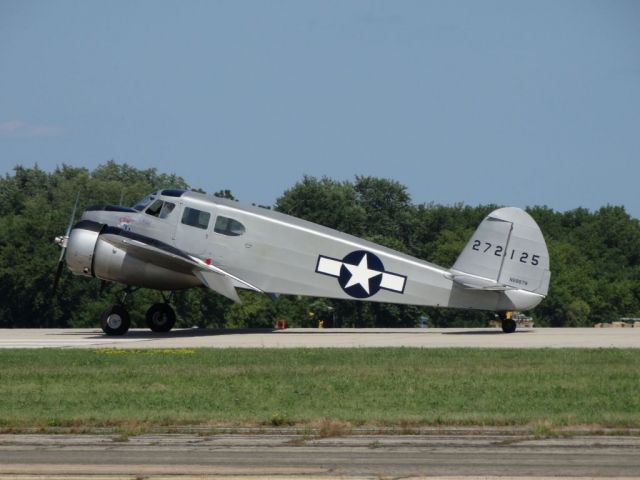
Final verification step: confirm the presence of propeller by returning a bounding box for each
[53,193,79,293]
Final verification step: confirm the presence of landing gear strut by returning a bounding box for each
[100,289,177,336]
[101,288,134,335]
[500,312,517,333]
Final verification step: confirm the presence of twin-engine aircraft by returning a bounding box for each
[54,189,550,335]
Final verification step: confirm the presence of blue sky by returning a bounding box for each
[1,0,639,217]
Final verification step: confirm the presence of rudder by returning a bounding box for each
[451,207,550,296]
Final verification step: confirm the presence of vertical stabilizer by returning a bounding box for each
[451,207,550,296]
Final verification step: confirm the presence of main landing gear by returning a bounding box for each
[145,302,176,332]
[100,289,176,336]
[101,304,130,336]
[499,311,517,333]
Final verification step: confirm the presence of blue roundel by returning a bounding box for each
[338,250,385,299]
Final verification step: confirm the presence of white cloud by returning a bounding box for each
[0,120,66,138]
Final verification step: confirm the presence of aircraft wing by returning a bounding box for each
[100,232,262,302]
[188,256,263,302]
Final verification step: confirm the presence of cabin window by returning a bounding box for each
[214,216,245,236]
[181,207,210,230]
[145,200,175,219]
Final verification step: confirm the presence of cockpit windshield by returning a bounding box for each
[132,194,156,211]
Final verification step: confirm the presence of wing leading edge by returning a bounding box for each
[100,232,262,303]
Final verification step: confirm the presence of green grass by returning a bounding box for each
[0,348,638,432]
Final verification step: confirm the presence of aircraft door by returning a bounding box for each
[173,203,213,256]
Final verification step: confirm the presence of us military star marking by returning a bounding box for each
[315,250,407,299]
[343,252,381,294]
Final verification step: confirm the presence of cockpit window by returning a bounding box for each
[181,207,210,229]
[145,200,164,217]
[214,216,245,236]
[133,194,156,211]
[158,202,175,218]
[145,200,176,219]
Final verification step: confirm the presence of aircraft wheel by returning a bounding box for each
[101,304,131,336]
[146,303,176,333]
[501,318,517,333]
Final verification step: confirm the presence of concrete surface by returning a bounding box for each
[0,433,638,477]
[0,327,639,349]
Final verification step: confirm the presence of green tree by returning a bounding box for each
[276,175,367,236]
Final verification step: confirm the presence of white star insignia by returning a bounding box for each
[315,252,407,297]
[344,253,382,294]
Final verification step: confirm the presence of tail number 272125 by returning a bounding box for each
[471,240,540,266]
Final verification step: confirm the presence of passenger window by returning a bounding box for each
[181,207,210,229]
[214,216,245,236]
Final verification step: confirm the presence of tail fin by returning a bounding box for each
[451,207,550,296]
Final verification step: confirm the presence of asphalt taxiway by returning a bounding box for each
[0,433,639,477]
[0,327,638,349]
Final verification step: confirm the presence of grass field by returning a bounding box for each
[0,348,638,433]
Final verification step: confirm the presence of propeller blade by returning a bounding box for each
[53,193,80,293]
[52,259,65,294]
[64,193,80,237]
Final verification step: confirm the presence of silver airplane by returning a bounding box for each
[54,189,550,335]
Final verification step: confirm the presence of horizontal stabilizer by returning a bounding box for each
[449,273,510,291]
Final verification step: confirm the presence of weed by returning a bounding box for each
[316,418,352,438]
[529,421,561,439]
[270,411,287,426]
[113,432,130,442]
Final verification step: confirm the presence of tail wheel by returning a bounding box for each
[100,304,131,336]
[146,303,176,333]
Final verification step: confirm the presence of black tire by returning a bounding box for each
[501,318,517,333]
[100,304,131,336]
[145,303,176,333]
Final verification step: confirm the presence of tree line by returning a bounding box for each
[1,161,639,329]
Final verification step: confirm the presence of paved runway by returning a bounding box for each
[0,327,638,348]
[0,433,638,478]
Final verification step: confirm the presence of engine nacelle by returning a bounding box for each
[66,220,103,277]
[66,220,200,290]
